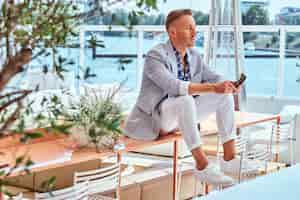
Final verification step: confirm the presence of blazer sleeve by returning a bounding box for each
[144,50,189,96]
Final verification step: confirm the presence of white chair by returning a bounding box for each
[216,134,248,183]
[35,181,89,200]
[249,114,300,165]
[74,163,121,200]
[216,129,273,183]
[237,125,275,182]
[290,114,300,164]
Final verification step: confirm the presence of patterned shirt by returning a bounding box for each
[172,46,191,81]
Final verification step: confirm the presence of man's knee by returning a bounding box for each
[225,94,234,103]
[176,95,195,109]
[219,94,234,110]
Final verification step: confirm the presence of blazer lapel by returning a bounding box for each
[187,48,197,78]
[165,40,178,77]
[165,41,198,79]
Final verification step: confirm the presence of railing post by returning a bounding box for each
[277,27,286,97]
[136,29,144,92]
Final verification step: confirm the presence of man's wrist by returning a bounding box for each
[211,83,217,93]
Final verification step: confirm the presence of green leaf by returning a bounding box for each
[20,134,29,143]
[27,132,43,139]
[88,126,96,138]
[25,159,35,167]
[83,67,97,80]
[0,170,5,176]
[16,156,25,165]
[3,190,13,198]
[40,176,56,192]
[35,113,46,121]
[50,123,73,135]
[14,29,29,38]
[58,56,66,64]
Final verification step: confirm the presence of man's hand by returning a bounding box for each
[231,81,242,93]
[214,81,239,94]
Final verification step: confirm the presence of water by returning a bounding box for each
[10,35,300,99]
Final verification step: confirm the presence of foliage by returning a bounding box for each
[0,0,159,195]
[62,86,124,152]
[0,0,158,137]
[99,8,208,26]
[0,153,35,198]
[242,5,270,25]
[0,0,80,138]
[193,10,209,25]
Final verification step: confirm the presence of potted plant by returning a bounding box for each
[62,85,124,153]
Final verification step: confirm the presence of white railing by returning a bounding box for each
[79,25,300,99]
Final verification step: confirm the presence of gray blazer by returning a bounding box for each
[124,40,223,141]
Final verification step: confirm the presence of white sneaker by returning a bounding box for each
[194,164,235,186]
[220,157,260,175]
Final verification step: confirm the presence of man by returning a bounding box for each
[124,9,247,185]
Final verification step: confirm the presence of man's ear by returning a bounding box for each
[168,26,176,38]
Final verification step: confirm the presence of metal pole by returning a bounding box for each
[233,0,247,110]
[206,0,216,65]
[136,30,144,92]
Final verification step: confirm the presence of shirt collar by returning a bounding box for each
[168,41,191,64]
[171,44,189,64]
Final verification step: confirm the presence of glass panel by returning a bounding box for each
[241,0,271,25]
[82,31,138,90]
[143,32,168,53]
[213,31,236,80]
[89,0,210,25]
[207,1,237,80]
[243,32,280,96]
[241,0,300,25]
[142,31,204,54]
[82,0,210,25]
[194,32,205,54]
[17,48,77,91]
[283,32,300,97]
[273,0,300,25]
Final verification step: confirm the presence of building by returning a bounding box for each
[275,7,300,25]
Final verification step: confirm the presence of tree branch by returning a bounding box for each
[0,48,32,91]
[0,89,31,113]
[0,101,22,134]
[0,89,33,100]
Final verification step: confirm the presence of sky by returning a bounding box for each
[157,0,300,19]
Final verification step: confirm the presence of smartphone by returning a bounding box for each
[234,73,247,87]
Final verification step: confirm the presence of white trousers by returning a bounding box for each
[159,94,236,151]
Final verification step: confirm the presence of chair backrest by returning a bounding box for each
[35,181,89,200]
[290,114,300,164]
[74,163,120,196]
[248,125,274,160]
[216,134,248,158]
[235,135,248,155]
[240,125,275,182]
